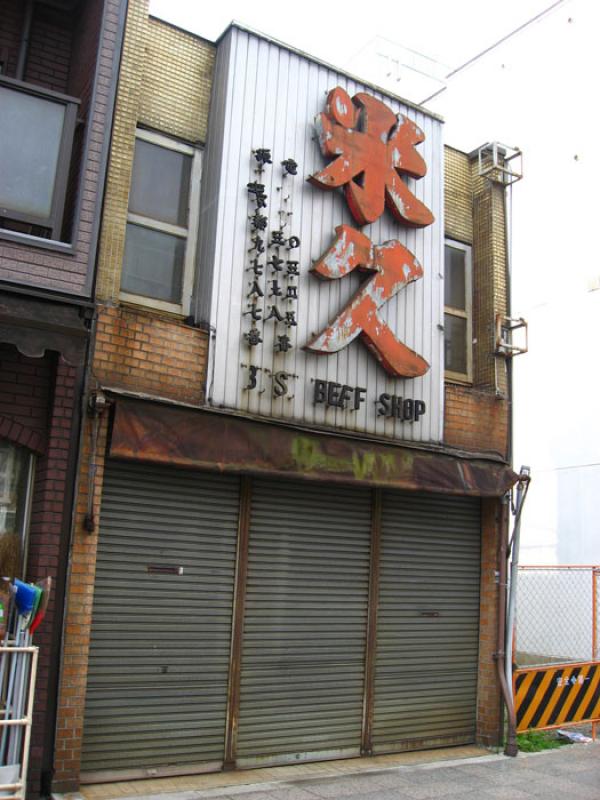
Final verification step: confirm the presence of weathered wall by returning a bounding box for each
[53,2,214,789]
[0,0,122,291]
[53,9,509,789]
[94,2,214,302]
[0,345,79,794]
[94,305,207,404]
[477,498,503,746]
[443,146,510,458]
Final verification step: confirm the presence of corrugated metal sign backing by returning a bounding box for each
[196,27,444,444]
[373,492,481,751]
[236,479,372,766]
[81,463,240,778]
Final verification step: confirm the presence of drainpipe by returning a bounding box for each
[16,0,34,81]
[497,495,518,756]
[505,471,531,707]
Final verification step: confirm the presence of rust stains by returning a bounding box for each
[308,87,434,227]
[110,398,518,497]
[304,225,429,378]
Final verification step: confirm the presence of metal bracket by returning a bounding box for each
[476,141,523,185]
[495,314,528,357]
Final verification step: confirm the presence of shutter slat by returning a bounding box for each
[236,479,371,765]
[372,491,481,752]
[82,462,239,774]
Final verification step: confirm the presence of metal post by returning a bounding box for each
[593,568,598,662]
[19,645,38,799]
[593,568,598,741]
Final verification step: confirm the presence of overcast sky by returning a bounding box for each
[149,0,559,75]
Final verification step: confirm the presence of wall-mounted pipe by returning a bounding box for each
[505,471,531,704]
[497,495,518,756]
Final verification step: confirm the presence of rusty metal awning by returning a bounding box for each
[109,398,518,497]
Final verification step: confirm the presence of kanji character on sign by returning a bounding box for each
[275,334,293,353]
[304,225,429,378]
[254,148,272,165]
[265,305,285,323]
[249,210,268,231]
[282,158,298,176]
[308,87,434,227]
[244,327,263,347]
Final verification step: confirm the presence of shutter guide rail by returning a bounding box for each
[361,488,382,756]
[224,476,251,769]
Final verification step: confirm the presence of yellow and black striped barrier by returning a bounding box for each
[515,662,600,732]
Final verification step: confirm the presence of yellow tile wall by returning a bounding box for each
[95,0,215,302]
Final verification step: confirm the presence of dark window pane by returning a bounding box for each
[0,86,65,219]
[444,245,466,310]
[129,139,191,227]
[444,313,468,374]
[121,223,185,303]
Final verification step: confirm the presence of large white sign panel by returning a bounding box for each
[197,26,444,443]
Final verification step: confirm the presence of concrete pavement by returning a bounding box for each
[81,743,600,800]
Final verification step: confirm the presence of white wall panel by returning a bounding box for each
[197,26,444,443]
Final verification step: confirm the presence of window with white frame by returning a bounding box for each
[120,129,202,313]
[444,240,472,382]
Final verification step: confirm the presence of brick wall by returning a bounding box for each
[141,17,214,144]
[53,410,109,791]
[24,3,73,94]
[444,146,473,245]
[477,498,503,746]
[27,359,79,795]
[0,344,51,451]
[442,146,510,459]
[445,386,508,457]
[0,0,123,291]
[95,0,215,301]
[53,4,214,789]
[62,0,105,242]
[472,159,509,395]
[93,304,208,405]
[68,0,104,118]
[0,0,21,76]
[0,345,80,795]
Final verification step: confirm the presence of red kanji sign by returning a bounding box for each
[304,225,429,378]
[308,87,434,227]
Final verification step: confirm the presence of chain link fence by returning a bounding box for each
[515,566,600,668]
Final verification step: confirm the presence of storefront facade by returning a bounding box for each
[54,2,515,791]
[0,0,126,793]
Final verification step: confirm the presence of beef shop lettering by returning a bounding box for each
[313,380,366,410]
[377,394,426,422]
[313,379,426,423]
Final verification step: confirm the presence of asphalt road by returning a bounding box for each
[132,743,600,800]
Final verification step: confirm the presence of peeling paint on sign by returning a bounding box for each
[305,225,429,378]
[308,87,434,227]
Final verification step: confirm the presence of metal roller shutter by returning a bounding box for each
[236,479,372,766]
[372,492,481,752]
[81,461,240,779]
